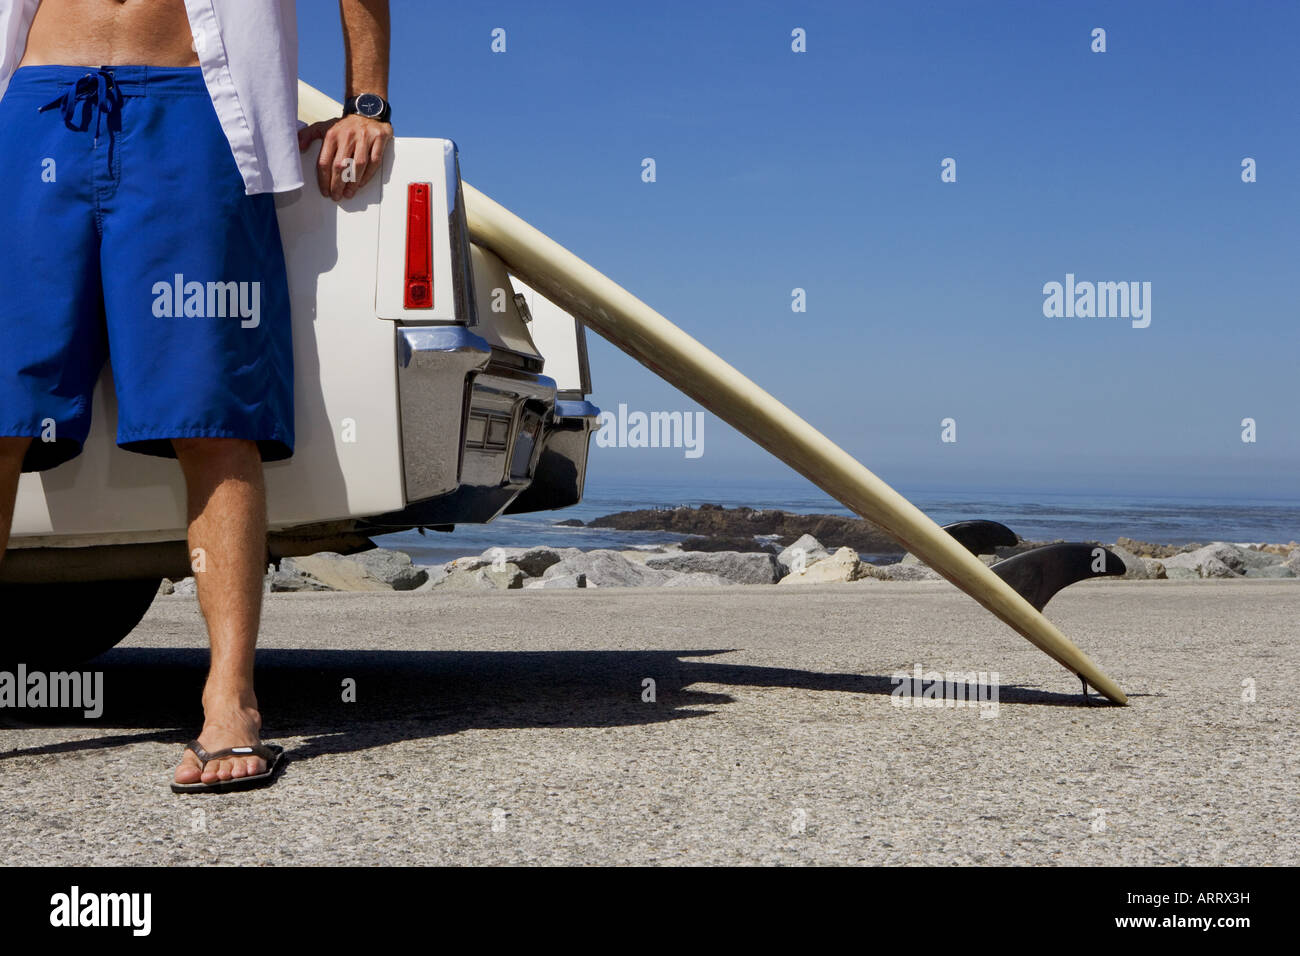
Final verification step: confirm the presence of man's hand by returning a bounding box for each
[298,114,392,201]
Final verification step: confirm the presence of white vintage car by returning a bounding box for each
[2,88,1129,702]
[3,137,599,664]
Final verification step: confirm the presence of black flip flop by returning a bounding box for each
[171,740,286,794]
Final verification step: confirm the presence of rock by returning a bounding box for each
[1115,537,1182,559]
[554,518,585,527]
[588,505,899,553]
[449,546,578,577]
[280,553,390,591]
[1141,558,1167,580]
[349,548,429,590]
[523,572,588,589]
[1161,543,1279,579]
[268,569,332,592]
[481,566,526,589]
[660,572,737,587]
[1199,556,1238,579]
[862,563,942,582]
[894,548,967,564]
[172,577,197,595]
[435,562,525,590]
[410,566,449,591]
[493,546,578,577]
[541,549,673,588]
[1244,565,1296,579]
[645,550,784,584]
[1109,545,1150,580]
[1165,566,1198,581]
[1162,547,1239,578]
[679,534,777,554]
[777,534,831,572]
[1248,541,1298,556]
[618,549,661,565]
[1224,545,1285,572]
[1286,550,1300,575]
[778,546,862,584]
[157,579,175,596]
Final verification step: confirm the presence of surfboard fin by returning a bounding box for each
[989,543,1126,612]
[940,520,1020,555]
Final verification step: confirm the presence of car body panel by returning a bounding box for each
[9,137,597,559]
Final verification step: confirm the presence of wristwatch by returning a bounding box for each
[343,92,391,123]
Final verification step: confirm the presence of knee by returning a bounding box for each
[172,437,262,470]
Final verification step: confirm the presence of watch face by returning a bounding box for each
[356,93,384,118]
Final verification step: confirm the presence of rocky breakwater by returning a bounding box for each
[583,504,902,555]
[154,534,1299,596]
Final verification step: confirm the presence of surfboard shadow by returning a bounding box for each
[0,646,1134,765]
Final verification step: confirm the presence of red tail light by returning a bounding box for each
[404,182,433,308]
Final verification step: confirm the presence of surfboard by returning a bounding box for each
[298,82,1128,705]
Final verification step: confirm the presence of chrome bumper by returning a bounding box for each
[370,326,596,528]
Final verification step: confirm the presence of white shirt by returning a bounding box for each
[0,0,303,195]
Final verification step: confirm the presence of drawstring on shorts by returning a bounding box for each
[39,68,123,143]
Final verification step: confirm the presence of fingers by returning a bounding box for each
[312,117,392,201]
[325,124,357,201]
[343,131,369,200]
[358,124,391,191]
[298,119,333,152]
[316,124,339,198]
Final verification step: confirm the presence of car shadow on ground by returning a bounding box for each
[0,647,1124,764]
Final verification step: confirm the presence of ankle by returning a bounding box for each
[201,683,259,715]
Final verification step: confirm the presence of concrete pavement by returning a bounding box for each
[1,579,1296,865]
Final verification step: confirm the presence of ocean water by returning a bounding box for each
[375,476,1300,566]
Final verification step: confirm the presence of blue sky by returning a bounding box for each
[299,1,1299,498]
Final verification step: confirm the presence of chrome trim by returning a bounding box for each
[458,371,557,488]
[395,325,492,501]
[398,325,491,362]
[446,144,478,330]
[373,363,563,528]
[573,321,593,395]
[504,402,599,515]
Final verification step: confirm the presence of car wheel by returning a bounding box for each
[0,578,162,667]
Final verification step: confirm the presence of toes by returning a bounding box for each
[231,757,264,779]
[201,758,234,784]
[174,751,203,785]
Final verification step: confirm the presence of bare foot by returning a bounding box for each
[174,693,265,786]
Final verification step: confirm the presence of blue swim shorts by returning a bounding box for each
[0,64,293,472]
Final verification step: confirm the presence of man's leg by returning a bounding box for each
[171,437,271,786]
[0,438,34,565]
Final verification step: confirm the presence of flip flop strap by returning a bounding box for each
[185,740,277,767]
